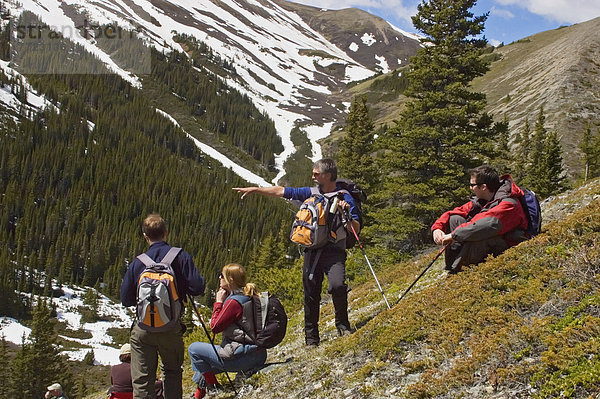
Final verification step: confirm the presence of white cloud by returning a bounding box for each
[494,0,600,24]
[488,38,502,47]
[490,6,515,19]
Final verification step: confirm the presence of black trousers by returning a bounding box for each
[303,248,350,345]
[445,215,508,273]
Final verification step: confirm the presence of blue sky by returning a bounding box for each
[293,0,600,46]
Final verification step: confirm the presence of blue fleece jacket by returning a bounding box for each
[283,185,360,221]
[120,241,205,307]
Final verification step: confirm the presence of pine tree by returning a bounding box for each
[530,107,547,180]
[513,119,531,181]
[338,95,377,192]
[75,375,88,398]
[25,298,72,398]
[0,336,9,399]
[9,334,31,398]
[539,131,567,198]
[580,123,592,182]
[579,123,600,181]
[493,114,511,174]
[371,0,497,247]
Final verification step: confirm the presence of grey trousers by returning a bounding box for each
[445,215,508,273]
[130,323,184,399]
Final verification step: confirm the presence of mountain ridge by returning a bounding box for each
[472,16,600,176]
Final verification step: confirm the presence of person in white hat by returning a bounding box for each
[45,383,68,399]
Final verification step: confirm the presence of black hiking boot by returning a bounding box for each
[337,325,352,337]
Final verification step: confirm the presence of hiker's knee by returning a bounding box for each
[328,280,347,296]
[448,214,467,231]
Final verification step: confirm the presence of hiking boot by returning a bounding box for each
[337,326,352,337]
[192,386,206,399]
[306,341,319,348]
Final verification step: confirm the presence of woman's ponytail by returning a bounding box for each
[243,282,260,297]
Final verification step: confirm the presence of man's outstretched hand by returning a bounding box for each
[233,187,257,199]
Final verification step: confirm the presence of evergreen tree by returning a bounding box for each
[493,114,511,174]
[528,107,547,184]
[0,336,9,399]
[75,376,88,399]
[371,0,497,247]
[338,95,377,192]
[9,334,31,398]
[539,131,567,197]
[579,123,600,181]
[83,349,95,365]
[25,299,72,398]
[513,119,531,181]
[521,108,567,198]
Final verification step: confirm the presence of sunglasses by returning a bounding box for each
[469,183,481,188]
[218,273,224,279]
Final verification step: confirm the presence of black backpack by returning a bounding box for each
[336,179,367,248]
[240,292,288,348]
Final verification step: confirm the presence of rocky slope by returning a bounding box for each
[327,17,600,179]
[472,16,600,177]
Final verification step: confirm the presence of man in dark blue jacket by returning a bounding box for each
[234,158,360,346]
[120,213,205,399]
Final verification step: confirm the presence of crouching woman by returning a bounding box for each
[188,263,267,398]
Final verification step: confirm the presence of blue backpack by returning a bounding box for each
[519,189,542,237]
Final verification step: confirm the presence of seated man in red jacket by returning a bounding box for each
[431,165,528,273]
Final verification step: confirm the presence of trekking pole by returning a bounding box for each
[344,210,391,309]
[394,244,449,306]
[187,295,238,396]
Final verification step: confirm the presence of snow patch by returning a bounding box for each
[387,22,423,43]
[361,33,376,46]
[1,284,133,366]
[345,64,376,82]
[0,317,31,343]
[155,109,271,187]
[375,55,390,74]
[348,42,359,52]
[304,122,334,160]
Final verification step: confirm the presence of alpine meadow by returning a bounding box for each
[0,0,599,398]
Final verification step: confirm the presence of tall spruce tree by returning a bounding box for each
[528,107,547,187]
[513,119,531,181]
[0,336,9,399]
[522,108,568,198]
[337,95,377,192]
[9,334,31,398]
[25,299,72,398]
[539,130,567,197]
[579,123,600,181]
[371,0,498,247]
[493,114,511,174]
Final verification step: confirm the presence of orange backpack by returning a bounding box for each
[135,247,182,332]
[290,190,346,249]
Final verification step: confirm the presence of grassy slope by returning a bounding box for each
[231,178,600,398]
